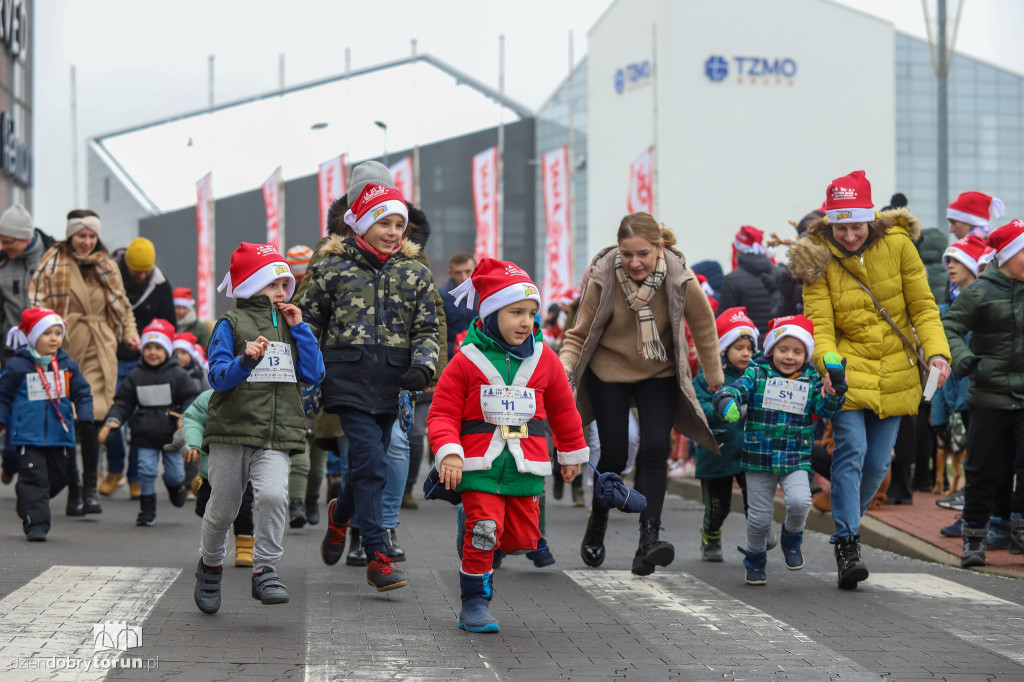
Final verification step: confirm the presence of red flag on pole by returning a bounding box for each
[542,145,572,305]
[389,155,414,204]
[472,147,498,262]
[195,173,215,320]
[627,147,654,214]
[317,154,347,238]
[262,167,283,251]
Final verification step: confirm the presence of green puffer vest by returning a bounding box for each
[204,297,307,453]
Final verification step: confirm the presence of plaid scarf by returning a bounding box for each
[32,245,130,340]
[614,250,668,362]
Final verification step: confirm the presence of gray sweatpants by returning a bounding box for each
[200,444,289,572]
[745,470,811,554]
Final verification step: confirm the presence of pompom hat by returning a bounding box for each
[140,318,176,357]
[988,219,1024,267]
[824,170,874,224]
[285,245,313,278]
[173,287,194,309]
[715,307,759,354]
[947,191,1004,229]
[343,183,408,236]
[450,257,542,322]
[762,315,815,358]
[217,242,296,300]
[942,234,992,276]
[6,307,65,350]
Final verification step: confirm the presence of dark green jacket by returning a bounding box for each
[917,227,950,305]
[204,298,309,453]
[693,361,745,479]
[943,265,1024,410]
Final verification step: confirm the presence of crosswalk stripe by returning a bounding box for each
[0,565,180,681]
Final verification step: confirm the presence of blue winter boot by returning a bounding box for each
[988,517,1010,551]
[458,571,499,633]
[961,521,987,568]
[525,536,556,568]
[737,547,767,585]
[779,524,804,570]
[492,549,505,569]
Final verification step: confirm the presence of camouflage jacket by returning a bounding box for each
[297,236,440,415]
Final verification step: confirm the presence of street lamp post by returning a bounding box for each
[374,120,388,167]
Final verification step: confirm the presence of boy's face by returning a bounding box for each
[256,277,290,304]
[143,342,168,366]
[948,219,972,239]
[1000,250,1024,281]
[770,336,807,375]
[725,337,754,371]
[363,214,406,255]
[496,300,538,346]
[946,259,975,288]
[34,325,64,356]
[175,305,190,322]
[175,348,192,367]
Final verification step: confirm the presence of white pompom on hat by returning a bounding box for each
[449,257,542,322]
[947,191,1004,229]
[217,242,296,300]
[6,308,65,350]
[762,315,815,358]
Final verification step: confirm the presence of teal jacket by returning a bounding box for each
[693,360,745,479]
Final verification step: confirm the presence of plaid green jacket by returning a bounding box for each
[718,354,844,475]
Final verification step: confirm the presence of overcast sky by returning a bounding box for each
[30,0,1024,236]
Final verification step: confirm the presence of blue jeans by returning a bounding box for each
[829,409,901,540]
[105,360,139,480]
[330,410,395,557]
[136,447,185,496]
[383,420,411,530]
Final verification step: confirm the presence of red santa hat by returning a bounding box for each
[947,191,1004,229]
[762,315,815,358]
[217,242,295,300]
[730,225,765,270]
[978,249,996,269]
[824,170,874,224]
[140,318,175,357]
[343,183,408,236]
[6,307,65,350]
[988,219,1024,267]
[192,343,209,370]
[715,307,759,353]
[173,331,206,366]
[942,234,990,276]
[449,257,541,321]
[173,287,195,309]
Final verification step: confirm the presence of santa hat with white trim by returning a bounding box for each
[192,343,209,370]
[173,287,195,309]
[715,307,759,354]
[988,219,1024,267]
[6,307,65,350]
[140,318,175,357]
[824,170,874,224]
[343,183,408,236]
[979,249,996,270]
[449,257,542,322]
[217,242,295,300]
[762,315,815,358]
[942,234,990,276]
[947,191,1004,230]
[730,225,765,270]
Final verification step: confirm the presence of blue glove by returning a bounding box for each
[823,352,848,395]
[398,390,417,432]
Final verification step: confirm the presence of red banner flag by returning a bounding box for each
[389,155,414,204]
[542,145,572,306]
[317,154,347,238]
[472,147,498,262]
[195,173,215,320]
[262,167,284,251]
[627,147,654,214]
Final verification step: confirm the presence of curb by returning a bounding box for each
[666,475,1024,580]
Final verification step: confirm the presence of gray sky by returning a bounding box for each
[30,0,1024,237]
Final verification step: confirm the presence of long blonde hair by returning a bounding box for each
[617,212,676,248]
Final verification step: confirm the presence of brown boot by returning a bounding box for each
[868,469,892,511]
[401,483,418,510]
[129,481,142,500]
[234,535,254,567]
[812,490,831,512]
[98,472,123,496]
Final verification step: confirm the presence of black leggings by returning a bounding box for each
[75,420,101,489]
[587,371,677,524]
[700,473,747,535]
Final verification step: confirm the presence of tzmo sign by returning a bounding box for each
[614,60,652,94]
[0,0,28,60]
[705,55,798,83]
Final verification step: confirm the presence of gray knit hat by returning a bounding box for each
[347,161,394,204]
[0,203,34,240]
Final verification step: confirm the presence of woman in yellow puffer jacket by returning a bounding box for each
[787,171,951,590]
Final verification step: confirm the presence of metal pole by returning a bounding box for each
[936,0,948,230]
[651,23,659,218]
[411,39,420,204]
[207,54,217,317]
[345,48,352,184]
[567,31,575,279]
[497,34,505,259]
[70,65,79,206]
[278,53,286,250]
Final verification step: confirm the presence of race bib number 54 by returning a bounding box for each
[761,377,809,415]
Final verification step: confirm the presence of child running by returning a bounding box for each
[428,258,589,633]
[0,308,93,541]
[713,314,846,585]
[193,242,324,614]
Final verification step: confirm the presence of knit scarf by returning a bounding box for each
[614,250,668,362]
[33,245,130,340]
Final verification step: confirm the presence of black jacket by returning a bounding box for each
[106,355,200,449]
[116,256,176,362]
[717,253,780,342]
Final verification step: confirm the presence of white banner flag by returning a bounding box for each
[389,155,414,203]
[472,147,498,262]
[542,145,572,305]
[195,173,215,320]
[262,167,284,251]
[317,154,347,238]
[627,147,654,214]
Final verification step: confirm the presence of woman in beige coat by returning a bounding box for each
[29,210,139,515]
[560,212,722,576]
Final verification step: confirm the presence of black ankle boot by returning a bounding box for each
[66,483,84,517]
[834,534,869,589]
[581,504,609,567]
[632,518,675,575]
[82,487,102,514]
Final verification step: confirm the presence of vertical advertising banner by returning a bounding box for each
[195,173,215,320]
[262,167,283,251]
[627,147,654,214]
[472,147,498,263]
[389,155,414,203]
[317,154,347,238]
[541,145,571,305]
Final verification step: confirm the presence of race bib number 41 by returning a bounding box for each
[761,377,810,415]
[480,385,536,425]
[247,341,296,383]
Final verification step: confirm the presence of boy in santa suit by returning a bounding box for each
[428,258,589,633]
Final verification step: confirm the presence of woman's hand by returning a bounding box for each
[277,303,303,327]
[439,453,463,490]
[184,448,200,464]
[707,384,721,392]
[930,356,952,389]
[125,336,140,351]
[98,422,116,445]
[561,464,580,483]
